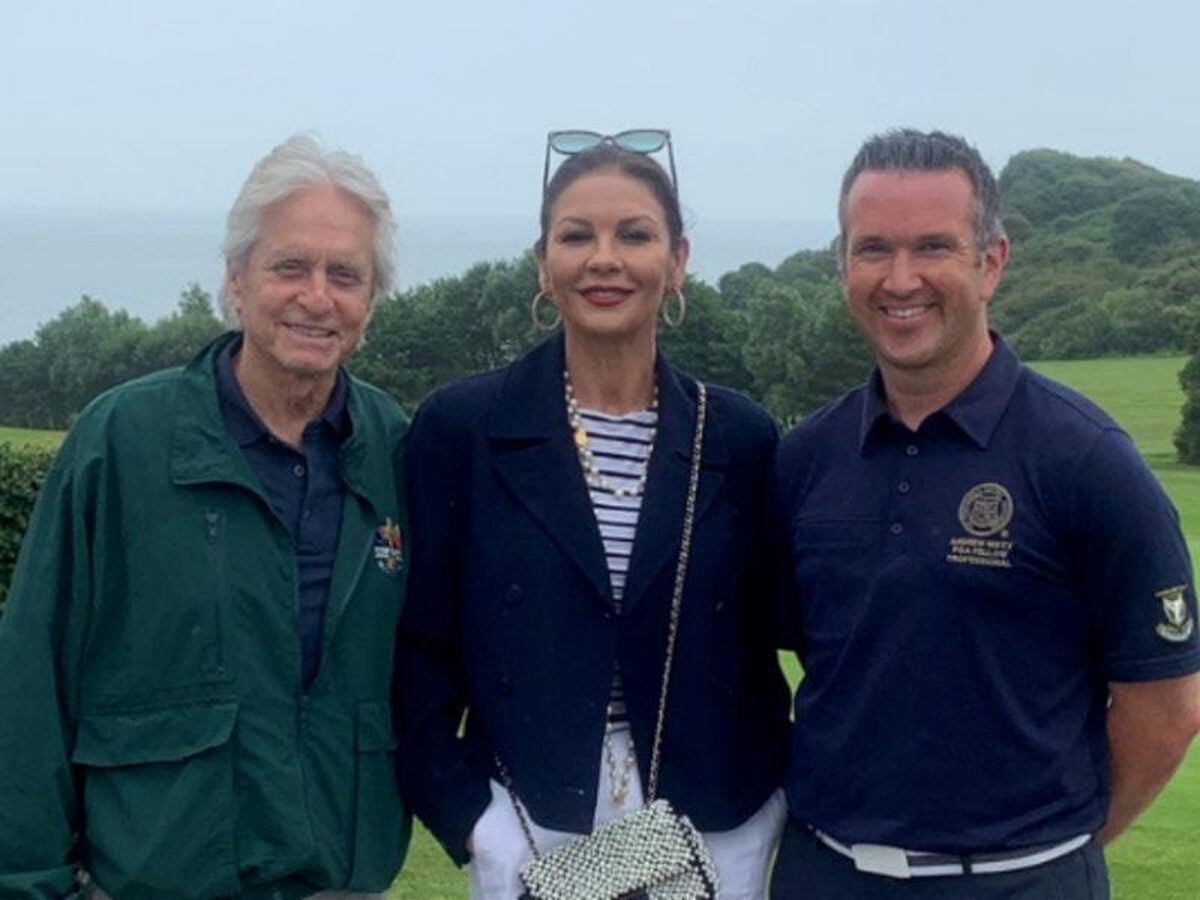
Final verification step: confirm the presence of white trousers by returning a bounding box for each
[469,729,787,900]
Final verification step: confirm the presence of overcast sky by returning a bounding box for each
[2,0,1198,340]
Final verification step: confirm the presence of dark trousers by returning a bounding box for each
[770,818,1110,900]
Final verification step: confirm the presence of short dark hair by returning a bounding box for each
[536,144,684,256]
[838,129,1005,253]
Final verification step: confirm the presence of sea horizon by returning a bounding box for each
[0,207,834,346]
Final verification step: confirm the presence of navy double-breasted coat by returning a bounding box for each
[395,335,791,863]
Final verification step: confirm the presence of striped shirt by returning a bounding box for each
[577,405,657,736]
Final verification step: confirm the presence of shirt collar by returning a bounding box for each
[858,333,1022,452]
[215,335,350,449]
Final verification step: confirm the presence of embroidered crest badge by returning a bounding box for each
[373,518,404,576]
[1155,585,1194,643]
[957,482,1014,537]
[946,482,1015,569]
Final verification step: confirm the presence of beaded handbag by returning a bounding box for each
[501,383,718,900]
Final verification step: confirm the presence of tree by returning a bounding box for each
[34,297,148,427]
[1176,351,1200,464]
[135,284,225,373]
[1111,186,1200,266]
[717,263,774,310]
[741,281,870,424]
[659,278,753,395]
[350,256,542,411]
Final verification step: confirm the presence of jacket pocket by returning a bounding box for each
[349,700,409,888]
[72,701,239,899]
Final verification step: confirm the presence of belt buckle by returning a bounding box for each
[849,843,913,879]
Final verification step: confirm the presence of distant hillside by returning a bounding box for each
[994,149,1200,359]
[4,149,1197,431]
[724,149,1200,365]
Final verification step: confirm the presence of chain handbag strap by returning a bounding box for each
[645,380,705,803]
[496,381,709,857]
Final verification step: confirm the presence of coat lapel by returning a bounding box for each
[619,360,729,617]
[488,336,613,606]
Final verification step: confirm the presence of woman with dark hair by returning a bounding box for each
[396,132,791,899]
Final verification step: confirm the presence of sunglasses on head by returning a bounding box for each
[542,128,677,194]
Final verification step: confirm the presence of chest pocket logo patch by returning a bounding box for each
[947,482,1014,569]
[1155,585,1195,643]
[958,483,1014,537]
[373,518,405,576]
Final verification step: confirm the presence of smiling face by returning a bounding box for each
[842,168,1008,388]
[537,169,688,350]
[227,183,375,390]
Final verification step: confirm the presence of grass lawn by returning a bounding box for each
[1032,357,1200,577]
[1030,355,1198,899]
[0,425,64,451]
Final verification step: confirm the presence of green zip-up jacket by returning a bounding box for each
[0,334,410,899]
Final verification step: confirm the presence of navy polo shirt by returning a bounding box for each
[216,338,350,692]
[775,336,1199,853]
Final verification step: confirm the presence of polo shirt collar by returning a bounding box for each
[215,335,350,448]
[858,333,1022,452]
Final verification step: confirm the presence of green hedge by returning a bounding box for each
[0,443,56,611]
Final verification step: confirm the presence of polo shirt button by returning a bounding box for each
[898,480,911,494]
[905,445,919,457]
[890,522,904,535]
[293,463,306,477]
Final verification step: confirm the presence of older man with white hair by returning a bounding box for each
[0,134,410,899]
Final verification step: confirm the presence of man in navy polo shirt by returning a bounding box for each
[771,129,1200,898]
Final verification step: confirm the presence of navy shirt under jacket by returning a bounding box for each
[775,336,1199,853]
[216,337,350,691]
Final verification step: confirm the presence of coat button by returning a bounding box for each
[504,584,524,607]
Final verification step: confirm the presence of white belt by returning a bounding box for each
[811,827,1092,879]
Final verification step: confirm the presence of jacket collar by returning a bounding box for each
[169,332,381,506]
[169,332,260,490]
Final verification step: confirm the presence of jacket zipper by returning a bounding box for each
[205,510,227,675]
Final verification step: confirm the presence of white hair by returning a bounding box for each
[219,133,397,325]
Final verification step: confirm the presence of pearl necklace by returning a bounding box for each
[563,368,658,499]
[604,726,637,805]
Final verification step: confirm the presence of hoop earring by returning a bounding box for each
[531,291,562,331]
[661,289,687,328]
